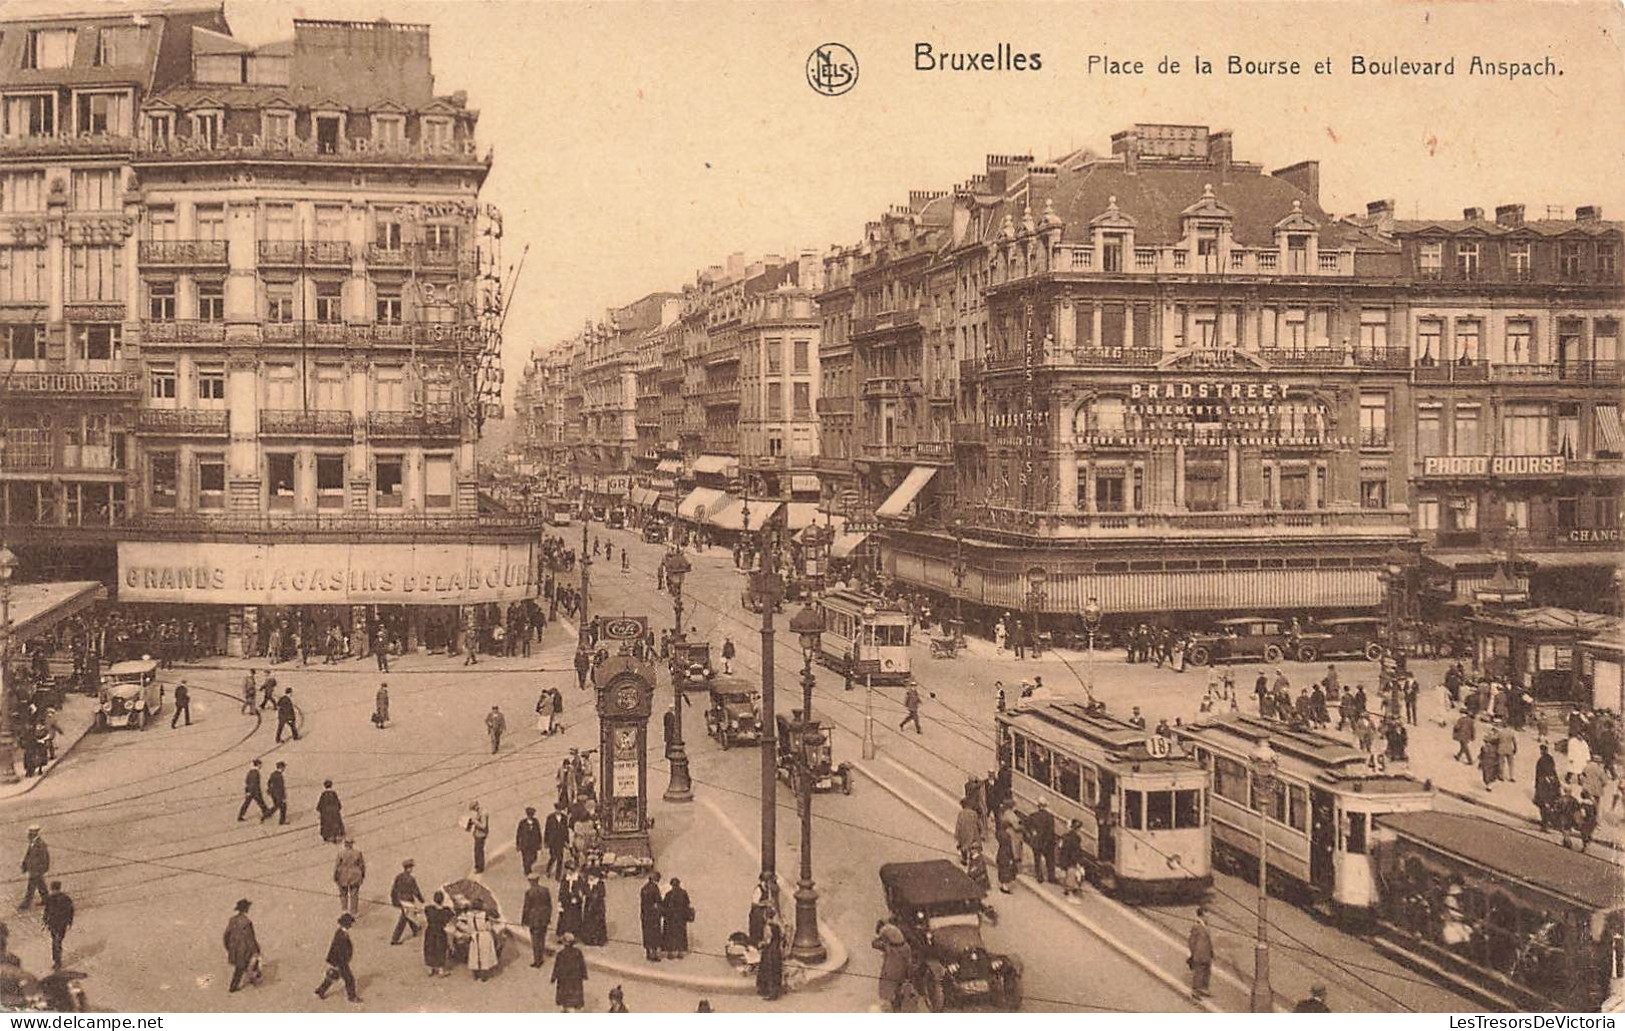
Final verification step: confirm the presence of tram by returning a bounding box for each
[997,702,1211,900]
[816,589,913,685]
[1372,811,1623,1013]
[1172,713,1433,922]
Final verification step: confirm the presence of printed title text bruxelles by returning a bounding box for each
[912,44,1558,79]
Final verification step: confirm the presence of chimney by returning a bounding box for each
[1367,199,1394,219]
[1495,204,1525,227]
[1206,130,1233,178]
[1577,205,1602,223]
[1272,161,1320,204]
[1463,207,1485,222]
[1113,130,1140,175]
[762,254,785,269]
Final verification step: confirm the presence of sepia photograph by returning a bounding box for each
[0,0,1621,1017]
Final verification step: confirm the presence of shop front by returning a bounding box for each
[1470,607,1622,708]
[116,540,540,658]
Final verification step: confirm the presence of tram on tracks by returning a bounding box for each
[1172,713,1433,921]
[997,701,1211,900]
[1372,811,1624,1013]
[816,589,913,685]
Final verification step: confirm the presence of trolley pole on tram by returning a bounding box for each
[1250,738,1279,1012]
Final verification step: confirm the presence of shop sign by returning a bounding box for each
[1,370,141,394]
[117,541,539,605]
[598,475,630,495]
[1568,528,1621,543]
[1422,455,1567,478]
[612,759,640,797]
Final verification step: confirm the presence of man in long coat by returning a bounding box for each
[516,807,543,876]
[334,839,365,916]
[466,801,491,873]
[238,760,270,821]
[551,933,587,1011]
[275,688,299,742]
[314,913,361,1003]
[1187,906,1214,1000]
[522,874,553,967]
[660,876,692,958]
[639,871,663,962]
[264,762,288,825]
[18,826,49,910]
[1534,744,1563,829]
[223,899,261,992]
[543,804,570,879]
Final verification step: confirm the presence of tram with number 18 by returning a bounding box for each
[996,702,1211,900]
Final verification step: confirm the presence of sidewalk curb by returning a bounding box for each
[0,699,97,800]
[1437,785,1621,852]
[848,757,1226,1013]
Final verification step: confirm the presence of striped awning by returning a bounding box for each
[710,500,779,531]
[784,502,822,531]
[830,532,871,559]
[1596,404,1623,455]
[692,455,737,477]
[656,459,683,475]
[876,466,937,519]
[677,486,730,522]
[629,487,660,508]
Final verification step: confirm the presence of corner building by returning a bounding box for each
[880,126,1416,626]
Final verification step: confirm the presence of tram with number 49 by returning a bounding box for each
[996,702,1211,900]
[815,589,913,686]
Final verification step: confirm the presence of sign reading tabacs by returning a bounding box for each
[117,541,539,605]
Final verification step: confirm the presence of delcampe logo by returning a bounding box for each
[807,43,858,96]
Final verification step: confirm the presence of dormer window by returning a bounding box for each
[190,110,221,147]
[144,111,172,143]
[421,116,453,149]
[75,91,131,136]
[1456,241,1480,280]
[314,113,343,154]
[1101,233,1124,272]
[373,114,405,149]
[22,28,76,71]
[1286,235,1310,274]
[94,26,145,68]
[262,110,293,144]
[1419,241,1443,279]
[3,94,56,139]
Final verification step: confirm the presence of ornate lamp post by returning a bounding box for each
[951,517,967,642]
[1027,566,1048,659]
[662,547,694,802]
[1250,737,1278,1012]
[1083,596,1103,700]
[0,544,17,785]
[788,602,827,963]
[1381,545,1410,680]
[576,469,594,675]
[860,602,877,760]
[751,550,784,883]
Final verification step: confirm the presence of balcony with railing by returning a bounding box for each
[860,440,954,465]
[1414,359,1621,384]
[260,321,353,345]
[1046,243,1353,278]
[962,504,1412,538]
[137,409,229,435]
[701,382,740,406]
[984,346,1164,373]
[259,409,355,436]
[142,319,227,344]
[958,358,983,381]
[360,321,483,347]
[850,309,922,339]
[1257,345,1410,370]
[367,408,462,439]
[861,375,922,399]
[138,240,228,267]
[257,240,353,267]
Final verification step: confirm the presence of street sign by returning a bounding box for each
[855,658,882,676]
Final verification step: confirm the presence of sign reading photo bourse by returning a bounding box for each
[116,541,539,605]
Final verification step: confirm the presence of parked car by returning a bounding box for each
[1295,617,1386,662]
[774,713,852,794]
[98,659,163,730]
[878,860,1021,1011]
[704,678,761,749]
[1183,617,1293,667]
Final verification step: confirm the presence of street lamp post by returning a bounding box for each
[1250,738,1278,1012]
[0,544,17,785]
[860,602,877,760]
[951,518,967,643]
[752,553,783,884]
[788,603,827,964]
[1027,566,1048,660]
[663,548,694,802]
[1083,596,1103,701]
[576,471,593,679]
[1381,546,1409,681]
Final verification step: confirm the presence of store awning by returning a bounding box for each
[1596,404,1624,455]
[784,502,822,531]
[656,459,683,476]
[710,500,779,531]
[1422,551,1506,570]
[651,478,677,494]
[677,486,731,522]
[657,498,678,516]
[692,455,737,477]
[830,532,871,559]
[790,474,821,494]
[876,466,937,519]
[630,487,660,508]
[1525,551,1625,571]
[7,582,106,645]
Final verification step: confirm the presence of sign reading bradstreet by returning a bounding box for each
[117,541,538,605]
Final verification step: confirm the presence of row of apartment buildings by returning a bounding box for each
[0,6,529,654]
[521,124,1622,625]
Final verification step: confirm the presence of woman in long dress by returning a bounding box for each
[423,891,452,977]
[316,780,345,843]
[660,877,692,958]
[463,902,500,981]
[994,806,1019,894]
[556,865,584,941]
[755,910,785,1001]
[536,691,556,736]
[580,871,608,946]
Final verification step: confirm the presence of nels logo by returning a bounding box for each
[807,43,858,96]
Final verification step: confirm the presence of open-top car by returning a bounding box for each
[879,860,1021,1011]
[1295,616,1387,663]
[671,639,716,692]
[97,659,163,730]
[774,713,852,794]
[1183,617,1293,667]
[704,677,761,749]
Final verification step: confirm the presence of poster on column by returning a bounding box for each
[117,541,540,605]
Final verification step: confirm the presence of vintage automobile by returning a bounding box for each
[878,860,1022,1011]
[605,508,626,530]
[704,677,761,749]
[1294,616,1387,663]
[97,659,163,730]
[671,639,716,693]
[1183,617,1294,667]
[550,509,573,527]
[774,713,852,794]
[740,587,785,614]
[641,522,667,544]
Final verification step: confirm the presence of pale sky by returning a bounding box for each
[15,0,1625,407]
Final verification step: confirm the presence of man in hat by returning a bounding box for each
[1188,906,1213,1000]
[1128,706,1147,730]
[314,913,361,1003]
[485,706,506,754]
[522,873,553,967]
[516,806,543,876]
[170,680,191,728]
[1294,984,1331,1012]
[1023,800,1056,883]
[18,826,49,911]
[466,800,491,872]
[544,802,570,879]
[264,761,289,825]
[389,859,423,945]
[41,881,73,969]
[334,838,365,917]
[242,669,259,715]
[223,899,261,992]
[238,759,270,821]
[607,984,628,1012]
[275,688,299,742]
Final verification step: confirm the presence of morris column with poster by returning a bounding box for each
[593,653,656,873]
